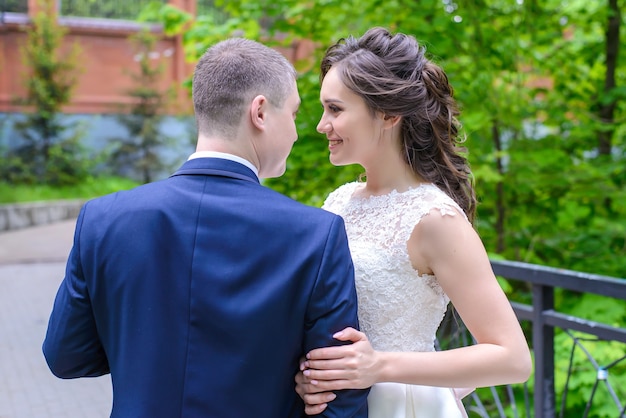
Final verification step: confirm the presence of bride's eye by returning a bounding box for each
[328,105,342,113]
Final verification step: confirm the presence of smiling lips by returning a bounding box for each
[329,139,343,147]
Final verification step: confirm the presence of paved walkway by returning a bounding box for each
[0,220,112,418]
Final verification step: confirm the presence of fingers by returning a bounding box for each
[295,370,336,415]
[332,327,367,343]
[304,392,337,404]
[295,370,307,385]
[304,367,358,382]
[296,381,325,397]
[296,370,326,391]
[306,345,348,361]
[305,328,368,361]
[303,378,353,391]
[295,371,333,395]
[303,393,335,415]
[303,356,358,372]
[305,403,328,415]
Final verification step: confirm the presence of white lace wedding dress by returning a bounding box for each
[323,182,469,418]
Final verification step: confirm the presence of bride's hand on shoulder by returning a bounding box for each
[302,327,380,390]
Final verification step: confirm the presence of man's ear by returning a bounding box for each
[250,95,269,131]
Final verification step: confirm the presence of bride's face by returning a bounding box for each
[317,67,386,167]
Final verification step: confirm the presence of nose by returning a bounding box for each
[317,114,331,134]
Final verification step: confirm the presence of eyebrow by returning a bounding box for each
[321,98,344,104]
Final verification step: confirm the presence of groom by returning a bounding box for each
[42,38,369,417]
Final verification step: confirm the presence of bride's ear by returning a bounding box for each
[249,95,269,131]
[382,114,401,129]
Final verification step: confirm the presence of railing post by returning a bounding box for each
[533,283,555,418]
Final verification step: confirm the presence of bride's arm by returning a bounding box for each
[385,210,532,387]
[297,211,531,405]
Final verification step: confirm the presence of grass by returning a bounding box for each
[0,176,141,204]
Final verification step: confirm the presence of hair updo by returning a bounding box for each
[321,27,477,222]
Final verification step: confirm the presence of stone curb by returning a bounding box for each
[0,199,86,232]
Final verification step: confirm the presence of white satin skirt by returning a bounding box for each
[368,382,468,418]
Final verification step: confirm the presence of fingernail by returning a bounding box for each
[328,394,337,401]
[303,370,310,376]
[333,331,343,338]
[311,379,318,385]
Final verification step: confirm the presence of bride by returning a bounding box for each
[295,27,531,417]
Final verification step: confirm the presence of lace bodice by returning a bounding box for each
[323,182,468,353]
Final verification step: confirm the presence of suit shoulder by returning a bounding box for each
[254,189,345,237]
[263,187,340,220]
[81,179,168,215]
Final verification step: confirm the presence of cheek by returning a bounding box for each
[332,118,347,136]
[335,114,362,139]
[341,122,363,142]
[289,121,298,138]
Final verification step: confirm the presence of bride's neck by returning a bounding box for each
[361,163,425,197]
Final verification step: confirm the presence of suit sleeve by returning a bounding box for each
[42,205,109,378]
[304,215,369,417]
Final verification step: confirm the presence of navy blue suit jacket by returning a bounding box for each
[43,158,369,417]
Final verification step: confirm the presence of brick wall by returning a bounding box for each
[0,1,194,115]
[0,0,316,116]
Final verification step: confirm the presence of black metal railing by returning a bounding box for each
[438,260,626,417]
[1,0,27,13]
[59,0,166,20]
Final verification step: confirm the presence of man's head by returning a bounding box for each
[192,38,300,178]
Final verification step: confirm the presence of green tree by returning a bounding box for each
[465,0,626,278]
[4,0,88,186]
[156,0,625,278]
[1,0,28,12]
[59,0,161,20]
[152,0,626,275]
[108,29,175,183]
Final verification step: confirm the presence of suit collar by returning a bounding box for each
[170,157,260,184]
[188,151,258,177]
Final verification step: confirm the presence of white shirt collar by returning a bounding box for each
[188,151,259,178]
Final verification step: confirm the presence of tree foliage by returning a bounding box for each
[159,0,625,280]
[2,0,90,186]
[1,0,28,13]
[108,29,175,183]
[59,0,163,20]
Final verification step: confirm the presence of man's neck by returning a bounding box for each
[188,150,259,178]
